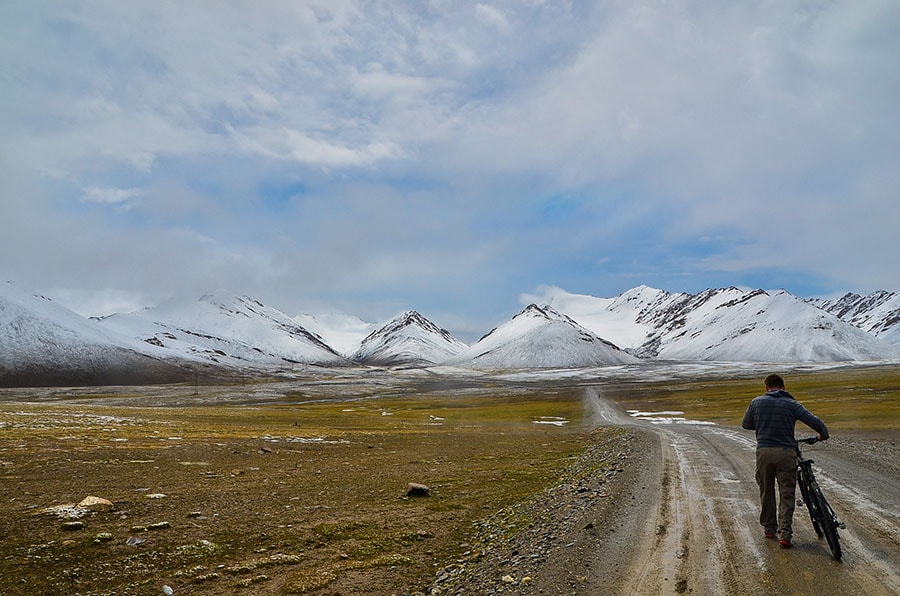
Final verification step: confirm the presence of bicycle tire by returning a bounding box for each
[798,467,823,537]
[811,483,842,560]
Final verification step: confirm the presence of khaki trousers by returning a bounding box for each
[755,447,798,541]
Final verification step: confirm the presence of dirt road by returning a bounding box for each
[582,387,900,596]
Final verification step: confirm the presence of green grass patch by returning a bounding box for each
[604,364,900,433]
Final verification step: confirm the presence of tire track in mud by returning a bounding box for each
[800,456,900,594]
[587,388,900,596]
[620,428,768,596]
[620,439,686,595]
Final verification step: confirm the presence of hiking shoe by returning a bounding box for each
[765,532,776,539]
[779,539,792,548]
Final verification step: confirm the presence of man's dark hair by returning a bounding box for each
[765,373,785,389]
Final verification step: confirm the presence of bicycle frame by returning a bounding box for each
[796,437,843,560]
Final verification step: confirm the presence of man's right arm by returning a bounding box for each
[795,404,829,440]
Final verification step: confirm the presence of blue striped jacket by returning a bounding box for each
[741,390,830,449]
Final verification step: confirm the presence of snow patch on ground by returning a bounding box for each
[628,410,717,426]
[533,416,570,426]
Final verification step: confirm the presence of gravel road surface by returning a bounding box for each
[439,387,900,595]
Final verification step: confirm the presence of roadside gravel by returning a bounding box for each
[426,427,660,595]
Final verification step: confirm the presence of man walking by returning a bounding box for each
[741,374,829,548]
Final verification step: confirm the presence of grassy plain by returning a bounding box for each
[0,364,897,595]
[0,386,595,595]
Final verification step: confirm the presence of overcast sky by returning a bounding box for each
[2,1,898,340]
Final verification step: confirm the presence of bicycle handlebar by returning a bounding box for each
[798,436,819,445]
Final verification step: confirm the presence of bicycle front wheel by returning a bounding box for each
[810,482,842,560]
[798,468,823,537]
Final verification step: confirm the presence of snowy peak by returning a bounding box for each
[517,303,558,320]
[647,287,900,362]
[98,291,348,367]
[5,281,900,387]
[547,285,900,362]
[190,290,333,351]
[504,304,603,344]
[0,282,189,386]
[376,311,452,340]
[453,303,637,369]
[352,311,467,366]
[511,303,580,326]
[808,291,900,346]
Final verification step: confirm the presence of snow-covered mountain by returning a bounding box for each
[449,304,638,369]
[5,281,900,387]
[637,288,899,361]
[97,290,349,368]
[532,285,900,362]
[0,282,190,386]
[352,311,467,366]
[807,291,900,347]
[532,285,674,350]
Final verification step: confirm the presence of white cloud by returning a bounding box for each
[1,0,898,333]
[124,151,158,174]
[48,287,149,318]
[81,187,142,205]
[351,62,442,100]
[228,125,403,167]
[475,4,511,32]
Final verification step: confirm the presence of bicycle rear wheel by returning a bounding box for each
[810,482,842,560]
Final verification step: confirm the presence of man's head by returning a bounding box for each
[765,373,785,390]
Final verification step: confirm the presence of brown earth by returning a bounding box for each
[0,384,613,595]
[1,378,898,595]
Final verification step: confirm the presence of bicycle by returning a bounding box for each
[796,436,844,560]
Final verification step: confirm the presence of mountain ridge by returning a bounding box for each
[3,281,899,386]
[0,281,192,386]
[352,310,467,366]
[448,303,638,369]
[807,291,900,346]
[96,289,349,368]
